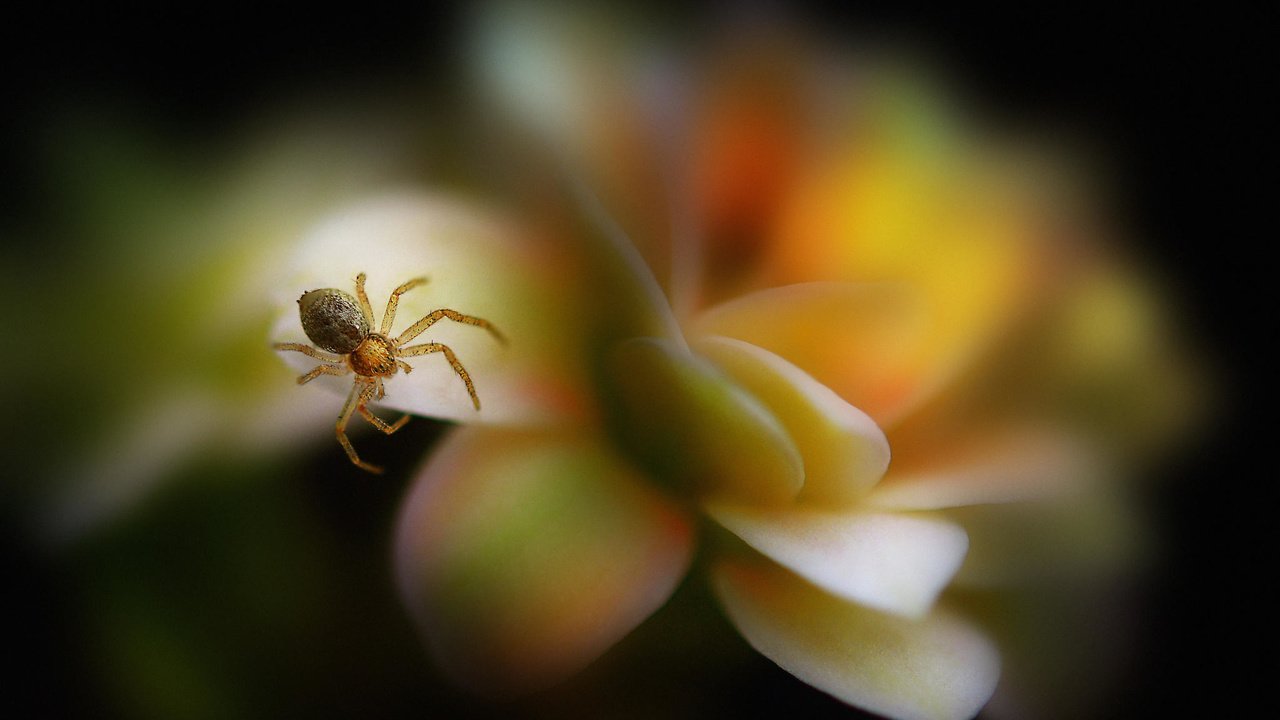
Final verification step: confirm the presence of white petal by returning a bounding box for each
[708,505,967,618]
[714,560,1000,720]
[270,193,585,425]
[696,336,890,504]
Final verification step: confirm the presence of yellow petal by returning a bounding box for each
[713,560,1000,720]
[696,336,889,504]
[707,504,967,618]
[692,282,941,426]
[758,105,1042,424]
[606,337,802,506]
[767,95,1037,325]
[394,426,693,693]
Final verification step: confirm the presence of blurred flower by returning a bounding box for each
[6,104,431,542]
[268,7,1200,720]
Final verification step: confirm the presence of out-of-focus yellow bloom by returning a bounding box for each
[270,8,1198,720]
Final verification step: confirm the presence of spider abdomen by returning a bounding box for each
[299,288,369,354]
[349,334,398,377]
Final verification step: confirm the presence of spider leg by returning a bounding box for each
[381,277,428,335]
[337,379,383,474]
[354,272,375,329]
[296,364,351,385]
[396,360,414,375]
[394,308,506,347]
[275,343,342,363]
[398,342,481,410]
[358,402,411,435]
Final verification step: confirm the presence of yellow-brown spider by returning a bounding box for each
[275,272,504,473]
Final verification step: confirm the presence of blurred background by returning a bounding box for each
[0,4,1261,718]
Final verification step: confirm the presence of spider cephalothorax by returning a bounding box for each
[275,273,504,473]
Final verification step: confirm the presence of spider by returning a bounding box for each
[275,272,504,473]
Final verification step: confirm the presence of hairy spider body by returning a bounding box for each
[275,273,504,474]
[348,334,398,377]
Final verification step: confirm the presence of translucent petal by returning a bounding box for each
[270,193,587,425]
[607,337,803,505]
[944,480,1145,588]
[708,505,967,618]
[868,430,1091,511]
[691,282,947,426]
[713,560,1000,720]
[696,336,889,504]
[862,429,1135,588]
[394,426,694,693]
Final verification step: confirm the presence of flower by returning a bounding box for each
[12,106,431,542]
[272,8,1198,720]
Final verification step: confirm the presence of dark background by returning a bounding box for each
[2,4,1261,718]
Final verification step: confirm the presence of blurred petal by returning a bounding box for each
[270,193,587,425]
[43,391,223,543]
[394,426,694,693]
[692,282,942,425]
[696,336,889,505]
[686,29,818,308]
[708,505,966,618]
[880,260,1204,478]
[472,3,676,290]
[868,430,1091,511]
[861,428,1135,588]
[945,481,1145,588]
[607,337,802,505]
[44,384,337,545]
[1004,263,1206,457]
[567,174,689,351]
[714,560,1000,720]
[765,85,1040,353]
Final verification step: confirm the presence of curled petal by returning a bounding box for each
[692,282,944,426]
[271,193,587,425]
[713,560,1000,720]
[394,426,694,693]
[708,505,967,618]
[607,337,803,505]
[696,336,889,504]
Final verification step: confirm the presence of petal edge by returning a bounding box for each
[713,560,1000,720]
